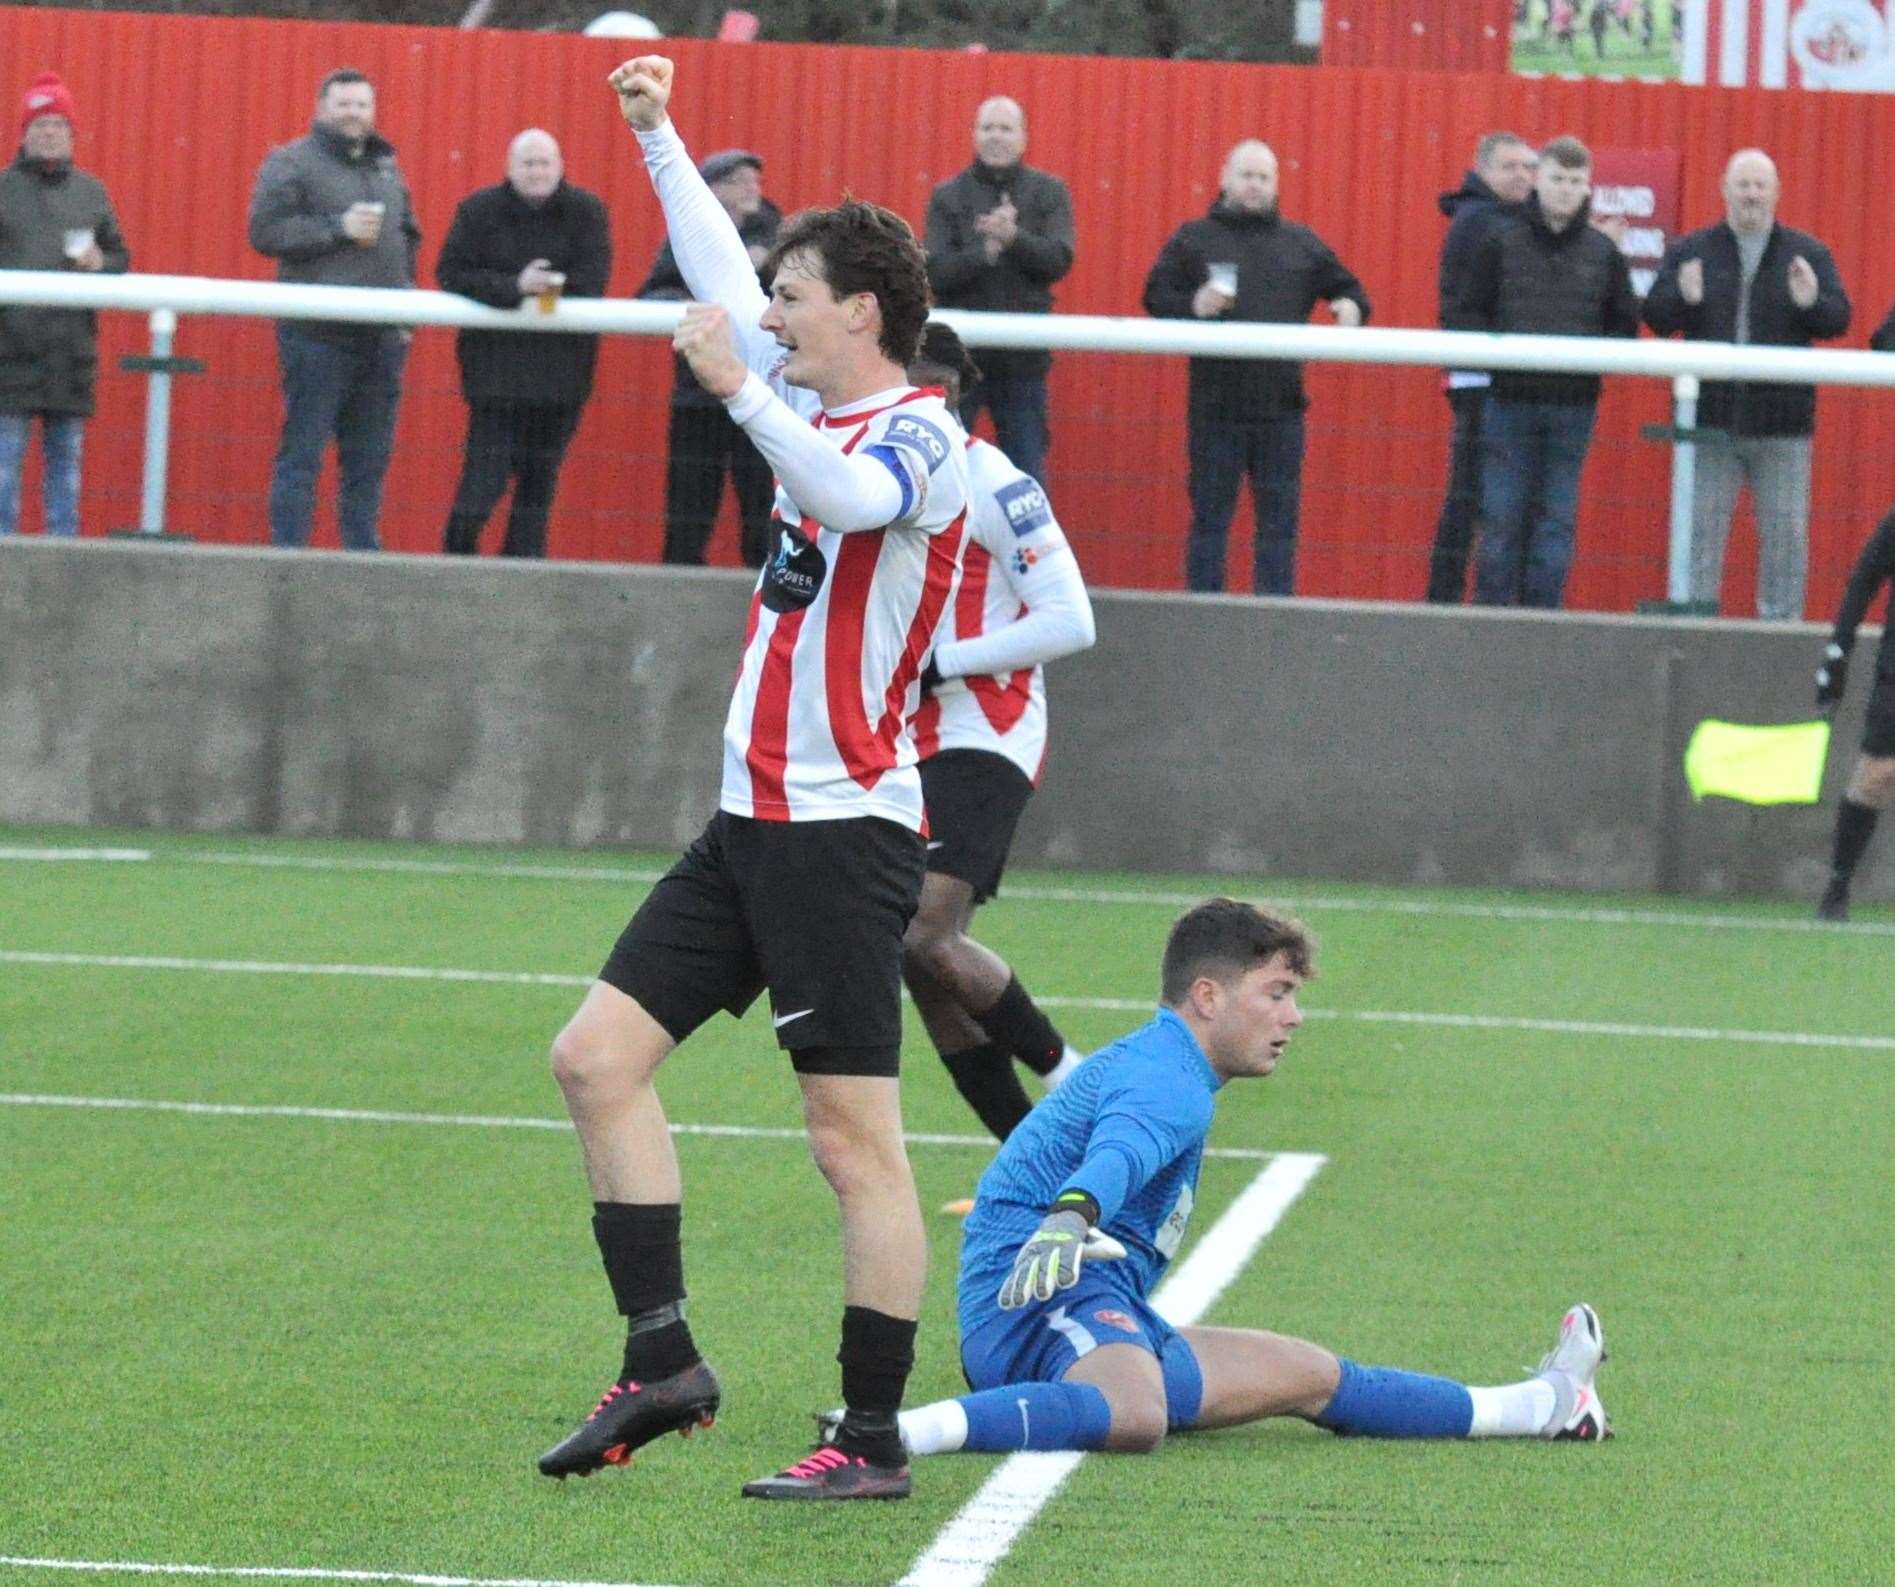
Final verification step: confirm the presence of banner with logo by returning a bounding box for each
[1684,0,1895,88]
[1590,149,1684,295]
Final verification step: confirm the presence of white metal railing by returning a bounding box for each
[8,267,1894,600]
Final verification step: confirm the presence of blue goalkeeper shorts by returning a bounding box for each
[958,1268,1205,1431]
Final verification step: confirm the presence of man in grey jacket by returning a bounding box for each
[923,98,1074,483]
[248,68,421,551]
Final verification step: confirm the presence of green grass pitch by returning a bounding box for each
[2,824,1889,1586]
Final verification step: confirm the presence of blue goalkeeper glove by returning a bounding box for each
[996,1192,1127,1310]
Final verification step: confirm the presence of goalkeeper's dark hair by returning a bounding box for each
[909,320,982,396]
[764,198,933,365]
[1160,898,1315,1005]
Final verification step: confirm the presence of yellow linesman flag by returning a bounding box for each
[1684,719,1831,805]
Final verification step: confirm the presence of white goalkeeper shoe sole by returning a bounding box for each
[1536,1302,1611,1441]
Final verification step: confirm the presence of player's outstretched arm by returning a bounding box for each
[609,55,773,369]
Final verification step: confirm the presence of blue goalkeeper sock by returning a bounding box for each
[953,1380,1114,1452]
[1313,1358,1475,1439]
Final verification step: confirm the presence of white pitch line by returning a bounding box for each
[0,1093,1281,1161]
[897,1152,1328,1587]
[6,844,1884,937]
[0,846,151,862]
[4,948,1889,1051]
[157,848,1893,936]
[0,1557,677,1587]
[0,950,592,988]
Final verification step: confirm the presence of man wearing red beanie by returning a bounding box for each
[0,71,130,538]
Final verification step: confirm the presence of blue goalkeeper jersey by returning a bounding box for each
[957,1008,1224,1336]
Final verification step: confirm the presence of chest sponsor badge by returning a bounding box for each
[760,523,828,613]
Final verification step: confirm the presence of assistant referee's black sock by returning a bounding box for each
[1831,798,1880,879]
[942,1042,1034,1140]
[836,1306,916,1465]
[591,1202,702,1382]
[975,974,1069,1077]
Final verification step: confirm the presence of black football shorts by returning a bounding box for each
[918,749,1036,904]
[599,811,924,1076]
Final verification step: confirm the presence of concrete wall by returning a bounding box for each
[2,538,1885,903]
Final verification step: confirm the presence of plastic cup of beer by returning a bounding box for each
[536,272,567,313]
[62,227,95,262]
[1207,262,1238,297]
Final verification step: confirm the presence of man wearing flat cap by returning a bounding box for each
[638,147,780,567]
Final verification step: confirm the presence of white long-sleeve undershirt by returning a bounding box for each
[634,117,804,408]
[934,545,1095,677]
[725,373,912,533]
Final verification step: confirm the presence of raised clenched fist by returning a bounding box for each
[608,55,674,131]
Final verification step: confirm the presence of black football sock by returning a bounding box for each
[942,1042,1034,1141]
[836,1306,915,1464]
[1831,798,1880,880]
[975,974,1069,1076]
[592,1201,701,1381]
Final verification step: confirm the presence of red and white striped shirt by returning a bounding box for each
[636,117,973,829]
[914,438,1094,782]
[722,386,969,826]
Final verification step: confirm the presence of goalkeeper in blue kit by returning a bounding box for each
[850,899,1612,1457]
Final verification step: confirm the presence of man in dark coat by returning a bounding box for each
[638,148,779,568]
[248,67,422,552]
[1143,139,1369,596]
[0,72,129,537]
[436,129,611,559]
[1644,148,1850,621]
[923,97,1074,483]
[1427,131,1536,603]
[1448,136,1639,609]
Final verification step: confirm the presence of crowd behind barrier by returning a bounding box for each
[2,20,1895,622]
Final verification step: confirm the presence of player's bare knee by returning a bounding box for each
[549,1019,630,1097]
[1850,755,1895,806]
[902,911,960,983]
[803,1118,900,1200]
[1103,1393,1168,1453]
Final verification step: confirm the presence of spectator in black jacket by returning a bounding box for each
[1644,150,1850,621]
[1449,136,1638,609]
[248,68,422,551]
[1812,510,1895,922]
[924,98,1074,483]
[639,149,780,567]
[435,130,610,559]
[1427,131,1537,604]
[1143,140,1369,596]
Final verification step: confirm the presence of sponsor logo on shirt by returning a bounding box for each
[996,476,1052,537]
[1012,545,1041,578]
[1092,1309,1137,1333]
[882,414,951,472]
[760,523,828,614]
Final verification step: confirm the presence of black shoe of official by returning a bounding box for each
[740,1442,912,1501]
[1816,872,1851,923]
[537,1359,721,1478]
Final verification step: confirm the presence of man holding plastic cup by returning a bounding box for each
[0,71,129,538]
[435,129,611,558]
[248,67,422,551]
[1143,140,1369,596]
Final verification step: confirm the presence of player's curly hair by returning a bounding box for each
[1160,898,1316,1005]
[764,198,933,366]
